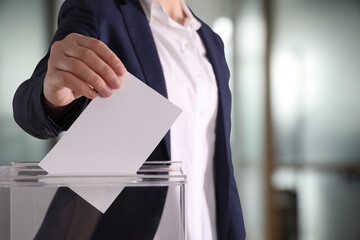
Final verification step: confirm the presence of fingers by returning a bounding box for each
[58,71,98,100]
[74,34,126,77]
[45,33,127,107]
[55,53,114,97]
[66,33,125,87]
[64,45,122,89]
[63,34,126,90]
[64,46,121,91]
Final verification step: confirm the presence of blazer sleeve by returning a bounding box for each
[12,0,99,139]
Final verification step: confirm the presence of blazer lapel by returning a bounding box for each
[197,24,231,239]
[117,0,171,159]
[197,26,230,138]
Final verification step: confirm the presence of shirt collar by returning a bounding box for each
[139,0,201,31]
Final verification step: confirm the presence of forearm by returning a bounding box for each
[13,74,60,139]
[13,72,89,138]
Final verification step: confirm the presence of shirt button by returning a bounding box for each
[183,41,193,50]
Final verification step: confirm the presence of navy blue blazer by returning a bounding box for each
[13,0,245,239]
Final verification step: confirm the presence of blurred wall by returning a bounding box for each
[0,0,50,165]
[271,0,360,239]
[272,0,360,163]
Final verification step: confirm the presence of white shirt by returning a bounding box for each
[139,1,219,239]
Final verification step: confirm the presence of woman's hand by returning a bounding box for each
[43,33,126,109]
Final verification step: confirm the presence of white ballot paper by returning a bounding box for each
[39,72,182,213]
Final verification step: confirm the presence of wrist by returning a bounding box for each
[42,93,69,120]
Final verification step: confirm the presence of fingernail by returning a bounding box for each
[117,64,126,76]
[112,76,122,88]
[88,89,98,99]
[102,85,112,97]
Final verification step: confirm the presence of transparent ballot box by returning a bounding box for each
[0,161,186,240]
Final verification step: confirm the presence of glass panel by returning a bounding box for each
[0,162,186,240]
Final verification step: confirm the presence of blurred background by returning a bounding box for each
[1,0,360,239]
